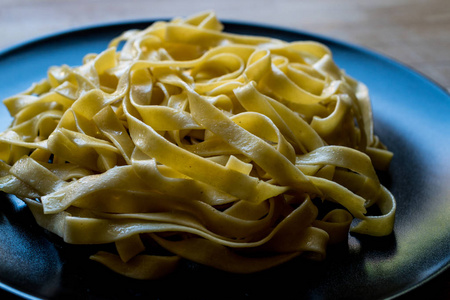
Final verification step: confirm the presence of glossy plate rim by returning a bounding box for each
[0,19,449,300]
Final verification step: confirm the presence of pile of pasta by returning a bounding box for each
[0,12,395,279]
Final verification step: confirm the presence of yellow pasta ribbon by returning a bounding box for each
[0,11,396,278]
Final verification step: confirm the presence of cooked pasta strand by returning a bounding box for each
[0,11,395,278]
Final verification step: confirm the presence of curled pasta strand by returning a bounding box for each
[0,11,396,278]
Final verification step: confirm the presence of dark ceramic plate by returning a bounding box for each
[0,20,449,300]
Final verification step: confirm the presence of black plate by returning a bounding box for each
[0,20,449,300]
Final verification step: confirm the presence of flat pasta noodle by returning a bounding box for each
[0,11,396,278]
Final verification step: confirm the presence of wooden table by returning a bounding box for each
[0,0,449,299]
[1,0,449,92]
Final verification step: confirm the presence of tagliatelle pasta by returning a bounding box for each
[0,11,396,279]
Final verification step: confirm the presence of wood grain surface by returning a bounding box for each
[1,0,449,92]
[0,0,448,299]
